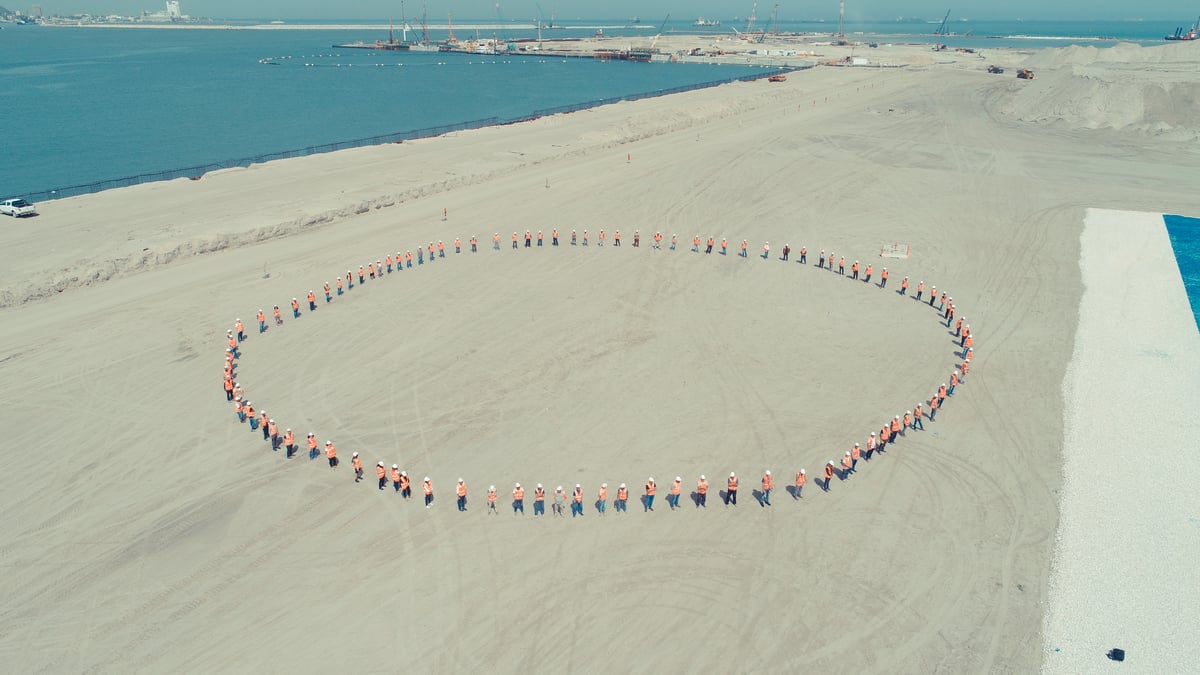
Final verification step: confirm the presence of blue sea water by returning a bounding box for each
[1163,215,1200,331]
[0,18,1187,199]
[0,26,777,199]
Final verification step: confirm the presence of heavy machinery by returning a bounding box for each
[1016,69,1034,80]
[986,64,1004,74]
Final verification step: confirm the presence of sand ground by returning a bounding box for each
[1,45,1199,672]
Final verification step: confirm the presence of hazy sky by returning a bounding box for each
[29,0,1192,21]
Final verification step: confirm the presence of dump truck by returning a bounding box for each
[1017,69,1034,80]
[986,64,1005,74]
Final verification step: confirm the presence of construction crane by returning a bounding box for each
[447,12,458,44]
[757,3,779,42]
[934,9,951,36]
[746,0,758,33]
[650,14,670,50]
[837,0,845,41]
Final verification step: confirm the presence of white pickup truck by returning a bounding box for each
[0,198,37,217]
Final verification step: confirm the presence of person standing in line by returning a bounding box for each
[325,441,338,469]
[351,453,363,482]
[725,472,738,506]
[428,242,436,262]
[850,445,861,473]
[761,470,773,506]
[306,432,318,460]
[245,402,257,430]
[487,486,497,515]
[892,415,903,440]
[928,393,940,421]
[929,285,938,307]
[493,233,501,250]
[949,370,960,396]
[512,232,519,250]
[376,462,387,490]
[705,236,714,254]
[913,403,925,430]
[643,478,656,512]
[583,229,590,246]
[260,411,271,442]
[272,305,282,326]
[692,235,702,253]
[571,484,584,517]
[552,229,559,246]
[613,230,621,247]
[900,276,908,295]
[616,484,629,512]
[235,318,245,342]
[740,240,749,258]
[324,283,332,303]
[367,262,375,280]
[864,264,873,283]
[337,276,344,295]
[597,483,608,516]
[793,469,806,499]
[721,237,728,255]
[937,384,948,408]
[799,246,807,264]
[572,230,579,246]
[867,432,877,460]
[823,461,835,491]
[818,250,826,269]
[669,233,677,250]
[653,232,662,249]
[782,244,790,261]
[903,411,913,434]
[880,267,889,288]
[283,429,295,458]
[512,483,525,514]
[423,477,433,508]
[257,309,266,333]
[838,256,846,275]
[669,477,682,510]
[632,231,639,247]
[536,231,543,247]
[851,260,860,280]
[386,255,393,273]
[268,418,280,451]
[358,266,366,285]
[916,281,925,302]
[841,452,853,480]
[391,465,401,492]
[534,483,546,516]
[453,238,461,254]
[552,486,566,517]
[224,374,234,401]
[457,479,468,512]
[696,475,708,508]
[346,270,353,289]
[400,471,412,499]
[471,235,478,252]
[761,242,770,260]
[598,229,606,247]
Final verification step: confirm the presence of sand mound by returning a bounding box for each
[999,42,1200,139]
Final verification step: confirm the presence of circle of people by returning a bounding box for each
[222,227,976,515]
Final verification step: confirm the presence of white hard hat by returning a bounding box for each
[854,443,860,447]
[515,482,520,487]
[602,483,607,487]
[730,471,736,477]
[537,483,542,488]
[377,461,383,466]
[619,483,626,488]
[401,471,407,476]
[489,485,495,490]
[870,432,876,436]
[424,476,429,481]
[575,483,581,488]
[458,478,464,483]
[648,477,654,482]
[700,475,706,480]
[325,441,332,445]
[393,464,398,469]
[845,451,851,455]
[764,470,770,475]
[906,410,912,414]
[800,469,806,474]
[675,476,681,481]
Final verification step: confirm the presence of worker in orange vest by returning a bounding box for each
[879,423,890,453]
[234,318,245,342]
[307,291,316,312]
[892,415,902,440]
[306,432,317,460]
[533,483,546,516]
[841,452,853,480]
[724,472,738,506]
[597,483,608,516]
[438,240,446,258]
[583,229,590,246]
[669,477,682,510]
[720,237,728,255]
[864,264,872,283]
[903,411,913,434]
[760,470,773,506]
[823,461,835,491]
[224,374,234,401]
[470,235,477,252]
[257,309,266,333]
[536,231,543,247]
[866,432,877,459]
[512,232,519,249]
[400,471,411,498]
[614,230,622,247]
[850,444,861,473]
[385,255,393,273]
[696,475,708,508]
[740,240,749,258]
[358,265,366,284]
[350,453,362,481]
[376,462,387,490]
[259,410,271,441]
[928,393,940,421]
[552,229,559,246]
[793,469,806,499]
[915,280,924,301]
[799,246,807,264]
[233,397,245,423]
[367,262,375,279]
[913,403,925,430]
[880,267,888,288]
[325,441,338,468]
[456,479,468,511]
[899,276,908,295]
[571,484,584,517]
[837,256,846,275]
[487,485,497,514]
[937,384,948,407]
[272,305,282,326]
[493,233,501,250]
[267,418,280,451]
[391,465,401,492]
[423,477,433,508]
[653,232,662,249]
[692,235,701,253]
[851,260,860,280]
[761,241,770,260]
[454,238,461,254]
[323,282,332,303]
[512,483,525,514]
[245,402,257,430]
[643,478,656,512]
[961,357,971,378]
[705,236,714,254]
[616,483,629,512]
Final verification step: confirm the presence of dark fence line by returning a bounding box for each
[25,66,802,203]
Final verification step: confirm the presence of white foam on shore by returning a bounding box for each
[1044,208,1200,672]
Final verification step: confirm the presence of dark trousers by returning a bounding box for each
[379,477,387,490]
[425,494,433,506]
[328,457,337,468]
[698,493,706,507]
[725,489,737,505]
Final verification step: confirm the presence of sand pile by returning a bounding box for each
[999,43,1200,139]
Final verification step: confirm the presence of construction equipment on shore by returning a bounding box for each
[1165,15,1200,40]
[933,9,951,36]
[986,64,1004,74]
[1017,69,1034,80]
[767,73,787,82]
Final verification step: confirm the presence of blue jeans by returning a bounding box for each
[645,495,655,511]
[534,501,544,516]
[249,418,258,431]
[571,502,582,517]
[948,385,956,396]
[513,500,524,513]
[762,488,771,504]
[457,496,466,511]
[598,501,606,514]
[914,417,924,430]
[616,499,626,512]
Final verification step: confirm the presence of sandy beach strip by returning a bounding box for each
[1043,208,1200,672]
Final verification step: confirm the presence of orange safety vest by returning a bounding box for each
[326,443,336,458]
[391,469,401,483]
[762,474,772,490]
[795,472,806,487]
[535,487,545,501]
[423,480,432,495]
[728,476,738,490]
[617,487,628,501]
[824,465,834,480]
[307,436,317,450]
[842,455,852,469]
[400,474,411,489]
[488,489,497,503]
[697,480,708,495]
[852,446,861,460]
[257,311,265,323]
[573,488,582,503]
[376,465,385,479]
[457,483,466,497]
[671,481,681,495]
[514,487,524,500]
[598,486,607,500]
[645,482,656,496]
